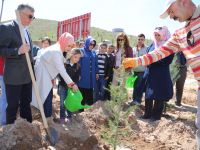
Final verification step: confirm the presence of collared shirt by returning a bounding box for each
[23,27,30,45]
[135,5,200,88]
[14,20,30,44]
[132,45,148,72]
[185,5,200,27]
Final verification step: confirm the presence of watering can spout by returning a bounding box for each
[81,104,92,109]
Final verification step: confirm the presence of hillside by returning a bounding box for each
[29,18,151,46]
[29,19,58,41]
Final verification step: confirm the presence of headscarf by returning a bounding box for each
[58,32,75,50]
[153,26,171,49]
[84,36,96,51]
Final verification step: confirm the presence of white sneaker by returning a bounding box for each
[195,118,200,129]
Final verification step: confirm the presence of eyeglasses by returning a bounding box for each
[22,12,35,20]
[90,43,95,46]
[28,15,35,20]
[154,34,161,37]
[155,27,162,30]
[187,30,195,46]
[117,39,124,42]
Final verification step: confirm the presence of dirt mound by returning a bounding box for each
[48,115,100,150]
[0,106,104,150]
[127,106,197,150]
[0,118,43,150]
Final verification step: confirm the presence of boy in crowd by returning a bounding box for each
[96,43,110,100]
[105,44,116,100]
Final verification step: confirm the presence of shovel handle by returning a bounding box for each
[15,10,48,129]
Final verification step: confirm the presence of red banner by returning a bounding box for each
[57,13,91,40]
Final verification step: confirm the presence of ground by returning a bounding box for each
[0,70,198,150]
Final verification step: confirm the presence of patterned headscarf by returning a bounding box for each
[153,26,171,48]
[58,32,75,51]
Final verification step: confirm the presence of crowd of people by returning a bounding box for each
[0,0,200,148]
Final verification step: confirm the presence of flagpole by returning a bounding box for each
[0,0,5,22]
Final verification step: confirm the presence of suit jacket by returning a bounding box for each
[0,21,33,85]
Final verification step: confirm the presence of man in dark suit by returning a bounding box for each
[0,4,35,124]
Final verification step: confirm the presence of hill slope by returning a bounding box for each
[29,19,58,41]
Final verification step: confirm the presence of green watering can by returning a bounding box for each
[64,89,91,112]
[125,75,137,88]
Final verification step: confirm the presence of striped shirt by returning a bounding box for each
[136,5,200,88]
[97,54,108,76]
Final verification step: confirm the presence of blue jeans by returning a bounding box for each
[132,72,145,104]
[58,84,71,119]
[43,88,53,118]
[0,76,6,125]
[96,76,107,100]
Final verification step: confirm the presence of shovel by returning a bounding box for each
[15,10,58,145]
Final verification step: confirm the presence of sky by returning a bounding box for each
[1,0,199,38]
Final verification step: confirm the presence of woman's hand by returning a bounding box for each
[51,79,56,87]
[96,74,99,80]
[68,82,78,92]
[72,84,78,92]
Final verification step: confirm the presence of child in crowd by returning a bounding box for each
[105,44,115,100]
[96,43,110,101]
[58,48,82,124]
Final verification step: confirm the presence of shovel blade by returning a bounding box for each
[46,127,59,145]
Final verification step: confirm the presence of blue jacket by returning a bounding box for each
[78,37,98,89]
[144,43,174,101]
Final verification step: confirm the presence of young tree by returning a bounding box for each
[103,66,135,150]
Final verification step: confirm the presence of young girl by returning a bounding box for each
[58,48,82,124]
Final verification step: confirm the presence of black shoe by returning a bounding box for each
[129,101,141,106]
[150,117,160,122]
[140,115,151,119]
[175,102,182,107]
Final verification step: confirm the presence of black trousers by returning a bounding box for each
[6,82,32,124]
[105,75,113,100]
[144,99,164,120]
[132,72,145,103]
[175,66,187,105]
[79,87,94,106]
[43,88,53,118]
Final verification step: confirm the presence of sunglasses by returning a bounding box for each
[187,30,195,46]
[155,27,162,30]
[117,39,124,42]
[28,15,35,20]
[22,12,35,20]
[90,43,95,46]
[154,34,161,37]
